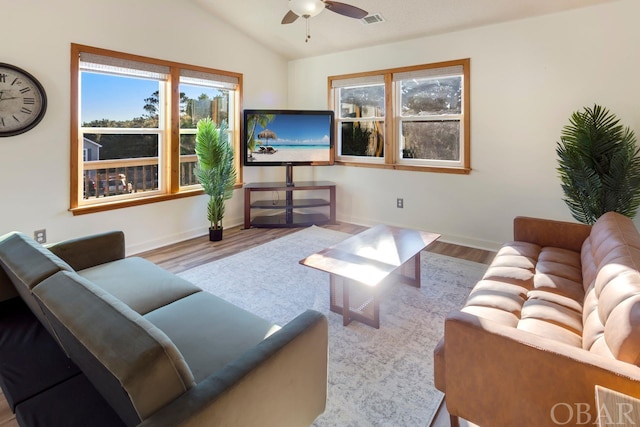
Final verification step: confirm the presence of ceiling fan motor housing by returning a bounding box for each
[289,0,325,18]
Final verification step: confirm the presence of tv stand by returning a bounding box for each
[244,180,336,228]
[285,164,294,187]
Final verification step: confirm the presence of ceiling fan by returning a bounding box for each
[281,0,368,42]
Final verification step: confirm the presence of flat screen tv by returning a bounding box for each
[243,109,335,168]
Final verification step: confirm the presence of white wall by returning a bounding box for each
[1,0,289,253]
[3,0,639,254]
[287,0,640,250]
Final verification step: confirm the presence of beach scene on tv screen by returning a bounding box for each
[246,113,332,163]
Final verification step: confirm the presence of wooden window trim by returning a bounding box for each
[69,43,243,215]
[328,58,470,174]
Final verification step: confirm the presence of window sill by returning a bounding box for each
[70,189,205,216]
[334,160,471,175]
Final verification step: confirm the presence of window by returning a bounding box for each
[70,44,242,214]
[329,59,470,174]
[333,76,385,161]
[179,70,237,188]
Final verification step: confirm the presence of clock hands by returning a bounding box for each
[0,91,18,101]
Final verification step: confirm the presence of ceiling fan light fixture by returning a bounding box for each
[289,0,325,18]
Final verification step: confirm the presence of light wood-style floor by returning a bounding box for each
[137,223,496,273]
[0,222,494,427]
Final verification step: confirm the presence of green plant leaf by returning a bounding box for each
[557,104,640,224]
[195,118,237,230]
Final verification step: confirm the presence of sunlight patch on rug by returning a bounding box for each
[178,225,487,426]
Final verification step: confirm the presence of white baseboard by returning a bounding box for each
[126,215,244,255]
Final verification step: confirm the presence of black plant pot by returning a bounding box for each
[209,228,223,242]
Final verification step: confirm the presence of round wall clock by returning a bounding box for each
[0,63,47,137]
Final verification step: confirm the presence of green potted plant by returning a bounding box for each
[195,118,237,241]
[556,104,640,224]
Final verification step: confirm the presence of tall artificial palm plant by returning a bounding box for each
[195,118,237,239]
[556,104,640,224]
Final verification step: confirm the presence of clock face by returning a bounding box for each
[0,63,47,137]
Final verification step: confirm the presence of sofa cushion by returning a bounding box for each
[0,232,73,290]
[581,211,640,291]
[480,241,539,289]
[464,281,526,317]
[535,247,582,283]
[78,257,201,314]
[33,271,195,425]
[0,232,74,335]
[519,299,583,337]
[533,273,584,304]
[580,212,640,363]
[15,373,126,427]
[604,294,640,364]
[0,297,81,411]
[144,291,281,383]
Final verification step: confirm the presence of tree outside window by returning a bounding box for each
[70,44,241,214]
[330,59,470,174]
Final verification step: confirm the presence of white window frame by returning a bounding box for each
[395,66,465,169]
[331,75,385,164]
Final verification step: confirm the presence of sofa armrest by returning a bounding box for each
[138,309,328,427]
[513,216,591,252]
[46,231,125,271]
[443,310,640,427]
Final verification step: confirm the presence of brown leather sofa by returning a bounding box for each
[434,212,640,427]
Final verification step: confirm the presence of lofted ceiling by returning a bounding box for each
[193,0,616,60]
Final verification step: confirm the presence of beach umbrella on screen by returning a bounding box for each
[258,129,277,145]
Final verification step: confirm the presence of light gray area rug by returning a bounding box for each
[178,225,487,427]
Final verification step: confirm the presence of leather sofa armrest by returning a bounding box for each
[513,216,591,252]
[46,231,125,271]
[137,309,328,427]
[443,310,640,427]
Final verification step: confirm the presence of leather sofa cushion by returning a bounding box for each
[580,212,640,364]
[461,241,586,346]
[536,248,582,283]
[144,291,280,383]
[461,305,519,327]
[517,318,582,347]
[581,211,640,291]
[481,241,538,289]
[605,294,640,364]
[519,299,583,336]
[78,257,201,315]
[33,271,195,424]
[533,273,584,303]
[465,282,526,317]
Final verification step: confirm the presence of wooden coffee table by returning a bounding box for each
[299,224,440,328]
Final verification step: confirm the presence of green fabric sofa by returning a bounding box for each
[0,231,328,427]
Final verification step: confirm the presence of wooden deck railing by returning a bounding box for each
[83,155,199,199]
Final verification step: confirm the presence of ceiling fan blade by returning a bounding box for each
[323,1,368,19]
[281,10,299,24]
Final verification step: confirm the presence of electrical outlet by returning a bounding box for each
[397,198,404,208]
[34,229,46,244]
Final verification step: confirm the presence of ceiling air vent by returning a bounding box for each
[362,13,385,25]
